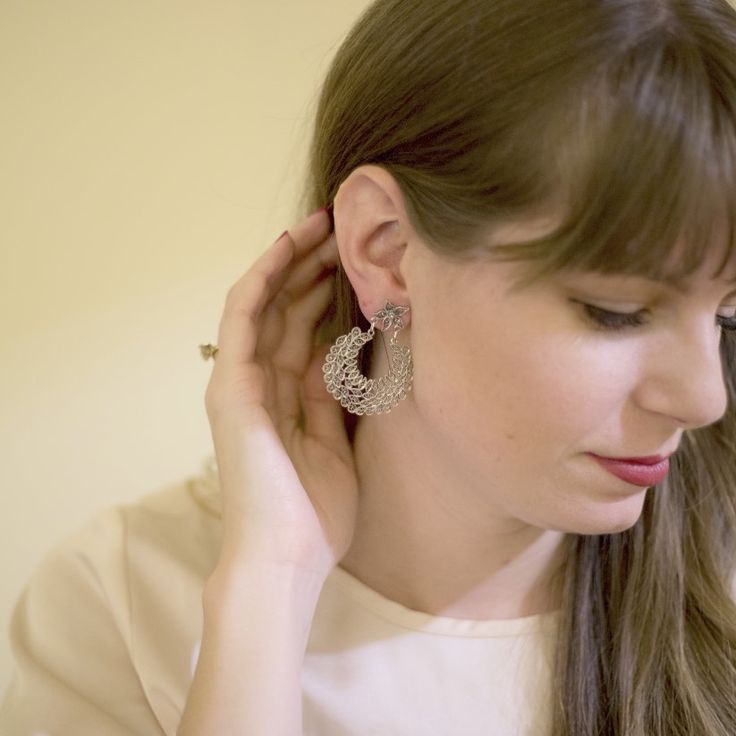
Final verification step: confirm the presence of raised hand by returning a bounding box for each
[204,208,360,579]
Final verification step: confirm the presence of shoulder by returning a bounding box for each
[120,454,223,583]
[0,456,223,735]
[39,453,224,623]
[84,454,224,672]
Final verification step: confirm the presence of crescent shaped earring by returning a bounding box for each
[322,301,414,415]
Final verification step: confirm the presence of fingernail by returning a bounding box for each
[308,203,334,233]
[324,202,334,233]
[273,230,289,244]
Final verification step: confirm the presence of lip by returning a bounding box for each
[599,454,669,465]
[589,454,670,487]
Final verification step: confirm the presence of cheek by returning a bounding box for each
[409,310,633,462]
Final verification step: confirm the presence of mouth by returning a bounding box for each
[593,454,670,465]
[587,453,671,487]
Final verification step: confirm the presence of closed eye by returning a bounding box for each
[573,301,736,333]
[578,303,647,331]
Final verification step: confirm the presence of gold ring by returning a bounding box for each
[199,344,219,360]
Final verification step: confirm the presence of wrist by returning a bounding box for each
[205,556,329,613]
[215,532,336,583]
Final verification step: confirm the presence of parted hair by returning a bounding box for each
[299,1,736,733]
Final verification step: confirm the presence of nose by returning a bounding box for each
[637,324,730,430]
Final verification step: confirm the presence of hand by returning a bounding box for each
[204,208,359,579]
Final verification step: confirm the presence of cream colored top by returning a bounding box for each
[0,456,559,735]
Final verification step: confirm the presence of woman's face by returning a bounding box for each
[397,223,735,535]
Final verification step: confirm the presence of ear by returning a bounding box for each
[333,165,414,327]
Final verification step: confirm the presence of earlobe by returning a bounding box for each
[333,165,413,325]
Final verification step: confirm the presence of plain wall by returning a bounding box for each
[0,0,373,691]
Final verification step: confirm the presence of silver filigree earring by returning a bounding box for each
[322,301,414,415]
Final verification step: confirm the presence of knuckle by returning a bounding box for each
[204,383,225,414]
[225,270,265,308]
[224,282,241,307]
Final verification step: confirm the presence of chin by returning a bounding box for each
[550,499,647,536]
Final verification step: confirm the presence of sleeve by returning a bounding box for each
[0,507,168,736]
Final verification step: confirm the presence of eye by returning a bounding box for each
[719,312,736,332]
[579,303,647,331]
[576,302,736,333]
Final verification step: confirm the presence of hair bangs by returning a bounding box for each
[483,29,736,296]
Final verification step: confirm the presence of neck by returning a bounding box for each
[338,402,568,620]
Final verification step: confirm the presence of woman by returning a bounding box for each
[3,0,736,733]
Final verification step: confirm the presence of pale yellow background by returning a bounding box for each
[0,0,372,690]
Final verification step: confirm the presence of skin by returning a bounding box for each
[333,165,736,619]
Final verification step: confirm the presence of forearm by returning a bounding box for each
[177,561,327,736]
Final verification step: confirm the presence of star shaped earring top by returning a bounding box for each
[372,301,410,331]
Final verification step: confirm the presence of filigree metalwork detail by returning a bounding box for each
[322,301,413,415]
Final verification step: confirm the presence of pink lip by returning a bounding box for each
[589,454,670,487]
[603,454,668,465]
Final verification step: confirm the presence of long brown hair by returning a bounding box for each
[298,1,736,732]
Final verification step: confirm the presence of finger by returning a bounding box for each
[250,233,337,368]
[284,207,334,259]
[273,273,337,422]
[216,208,333,367]
[265,221,336,304]
[256,242,337,360]
[302,343,352,456]
[271,234,338,309]
[273,273,337,374]
[216,233,296,367]
[253,252,336,419]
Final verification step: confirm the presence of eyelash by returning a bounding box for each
[580,303,736,333]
